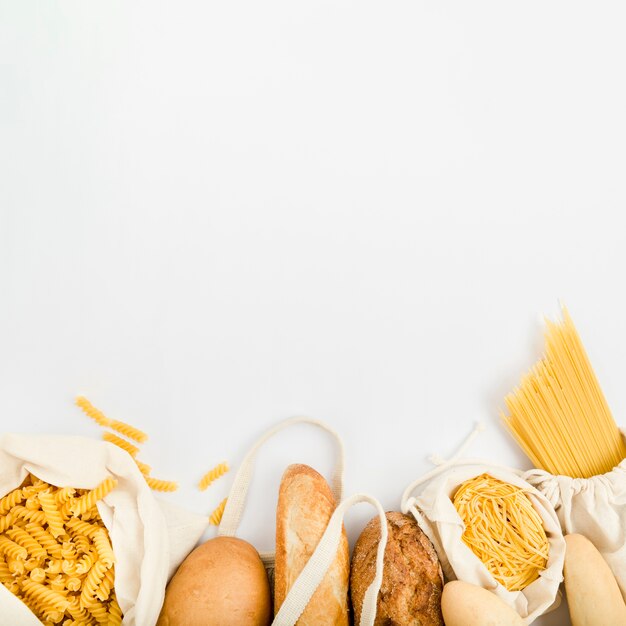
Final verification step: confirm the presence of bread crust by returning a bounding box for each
[275,464,349,625]
[350,511,444,626]
[157,536,271,626]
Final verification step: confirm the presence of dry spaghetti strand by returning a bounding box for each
[502,307,626,478]
[453,474,549,592]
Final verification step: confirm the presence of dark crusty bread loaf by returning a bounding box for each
[275,464,349,625]
[350,511,444,626]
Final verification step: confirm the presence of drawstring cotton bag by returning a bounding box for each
[400,424,566,625]
[524,431,626,601]
[0,433,208,626]
[218,416,387,626]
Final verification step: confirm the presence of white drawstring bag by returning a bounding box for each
[400,424,566,625]
[524,432,626,601]
[0,433,209,626]
[217,416,387,626]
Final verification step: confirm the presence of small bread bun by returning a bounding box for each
[564,534,626,626]
[157,536,272,626]
[350,511,444,626]
[275,464,349,625]
[441,581,524,626]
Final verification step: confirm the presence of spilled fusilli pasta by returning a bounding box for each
[77,395,179,494]
[75,396,148,443]
[198,462,229,491]
[209,498,228,526]
[145,477,178,493]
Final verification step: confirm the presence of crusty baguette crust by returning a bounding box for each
[275,464,349,625]
[350,511,444,626]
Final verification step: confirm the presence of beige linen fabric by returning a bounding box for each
[525,457,626,601]
[0,433,208,626]
[401,454,565,624]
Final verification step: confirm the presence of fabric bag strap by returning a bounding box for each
[218,416,345,538]
[273,493,387,626]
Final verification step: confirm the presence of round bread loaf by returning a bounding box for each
[157,536,272,626]
[350,511,444,626]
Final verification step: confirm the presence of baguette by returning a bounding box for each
[275,464,349,625]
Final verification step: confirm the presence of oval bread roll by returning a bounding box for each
[275,463,349,625]
[157,536,272,626]
[350,511,444,626]
[441,581,524,626]
[564,533,626,626]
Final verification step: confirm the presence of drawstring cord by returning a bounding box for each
[401,421,487,514]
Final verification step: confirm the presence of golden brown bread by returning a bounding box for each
[157,536,272,626]
[350,511,444,626]
[275,463,349,625]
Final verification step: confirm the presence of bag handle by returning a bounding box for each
[218,416,345,539]
[272,493,387,626]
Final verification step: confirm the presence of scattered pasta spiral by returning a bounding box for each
[198,462,229,491]
[145,477,179,492]
[135,460,152,476]
[75,396,148,444]
[453,474,549,592]
[109,419,148,444]
[209,498,228,526]
[102,432,139,458]
[76,395,179,494]
[75,396,109,428]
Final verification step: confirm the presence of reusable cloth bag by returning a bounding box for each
[400,425,566,625]
[0,433,208,626]
[218,416,387,626]
[524,431,626,601]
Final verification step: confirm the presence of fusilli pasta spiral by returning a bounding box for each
[0,473,123,624]
[198,462,229,491]
[209,497,228,526]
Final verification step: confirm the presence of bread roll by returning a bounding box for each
[157,536,272,626]
[275,463,349,625]
[350,511,444,626]
[441,581,524,626]
[564,533,626,626]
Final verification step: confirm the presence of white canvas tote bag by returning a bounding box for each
[217,416,387,626]
[0,433,208,626]
[400,424,566,624]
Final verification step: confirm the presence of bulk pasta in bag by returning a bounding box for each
[502,308,626,599]
[0,433,208,626]
[400,424,566,625]
[217,417,387,626]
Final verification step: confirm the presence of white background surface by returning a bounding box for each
[2,3,626,624]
